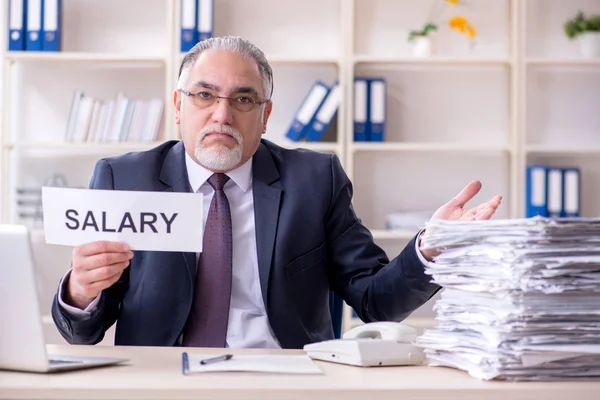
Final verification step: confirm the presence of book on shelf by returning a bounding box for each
[304,81,340,142]
[526,165,581,218]
[353,78,368,142]
[180,0,214,52]
[14,173,70,228]
[8,0,62,52]
[64,90,165,144]
[354,77,386,142]
[285,80,339,143]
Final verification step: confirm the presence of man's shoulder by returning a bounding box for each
[99,140,181,169]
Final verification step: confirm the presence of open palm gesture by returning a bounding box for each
[420,180,502,261]
[430,180,502,222]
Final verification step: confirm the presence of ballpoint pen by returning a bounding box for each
[182,352,190,375]
[200,354,234,365]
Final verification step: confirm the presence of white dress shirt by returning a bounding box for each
[58,152,430,346]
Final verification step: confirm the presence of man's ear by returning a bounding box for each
[262,101,273,134]
[173,90,182,125]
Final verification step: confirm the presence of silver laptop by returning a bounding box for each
[0,224,128,372]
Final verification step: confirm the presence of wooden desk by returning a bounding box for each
[1,345,599,400]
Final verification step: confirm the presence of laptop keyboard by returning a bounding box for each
[49,359,84,365]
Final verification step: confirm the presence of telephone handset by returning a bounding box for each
[303,322,425,367]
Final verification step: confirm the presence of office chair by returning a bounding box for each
[329,292,344,339]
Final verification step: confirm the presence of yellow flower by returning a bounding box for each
[446,0,459,5]
[449,16,477,38]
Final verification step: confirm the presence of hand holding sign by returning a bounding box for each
[42,187,206,309]
[65,241,133,310]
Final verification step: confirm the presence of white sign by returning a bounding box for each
[42,187,204,252]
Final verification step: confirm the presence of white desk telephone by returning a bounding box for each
[303,322,425,367]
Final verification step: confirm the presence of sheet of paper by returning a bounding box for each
[184,353,323,375]
[42,187,204,252]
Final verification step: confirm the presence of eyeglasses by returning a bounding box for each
[178,89,270,113]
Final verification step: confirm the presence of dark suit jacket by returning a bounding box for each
[52,139,441,349]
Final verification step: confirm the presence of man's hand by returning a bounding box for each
[419,180,502,261]
[65,241,133,310]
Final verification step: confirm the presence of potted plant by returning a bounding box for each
[564,11,600,58]
[408,23,438,57]
[408,0,477,57]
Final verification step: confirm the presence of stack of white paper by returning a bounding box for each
[416,217,600,381]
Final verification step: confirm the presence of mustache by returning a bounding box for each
[199,124,243,143]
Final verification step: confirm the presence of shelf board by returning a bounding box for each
[179,52,340,65]
[350,142,510,153]
[353,55,512,65]
[6,141,340,154]
[6,142,164,152]
[527,58,600,66]
[266,54,340,64]
[371,229,417,240]
[526,145,600,155]
[275,141,341,153]
[4,52,167,64]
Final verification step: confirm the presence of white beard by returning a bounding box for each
[194,124,243,171]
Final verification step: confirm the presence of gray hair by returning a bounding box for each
[177,36,273,99]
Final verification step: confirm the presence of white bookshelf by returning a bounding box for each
[350,142,510,153]
[352,55,513,66]
[4,52,169,63]
[370,229,416,241]
[526,58,600,66]
[1,0,599,340]
[523,0,600,220]
[6,142,166,151]
[342,0,518,332]
[526,145,600,155]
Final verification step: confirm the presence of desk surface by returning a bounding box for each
[1,345,600,400]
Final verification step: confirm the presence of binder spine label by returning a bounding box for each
[9,0,25,50]
[369,79,385,141]
[296,85,328,125]
[198,0,214,40]
[353,80,368,142]
[44,0,58,31]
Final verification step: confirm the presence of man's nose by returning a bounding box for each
[211,97,234,125]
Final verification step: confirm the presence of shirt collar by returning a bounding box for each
[184,150,253,193]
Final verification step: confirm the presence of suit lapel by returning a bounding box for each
[252,142,282,307]
[159,141,197,285]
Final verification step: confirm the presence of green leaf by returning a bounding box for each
[564,11,600,39]
[408,23,438,41]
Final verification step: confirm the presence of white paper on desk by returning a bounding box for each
[42,187,204,252]
[186,354,323,374]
